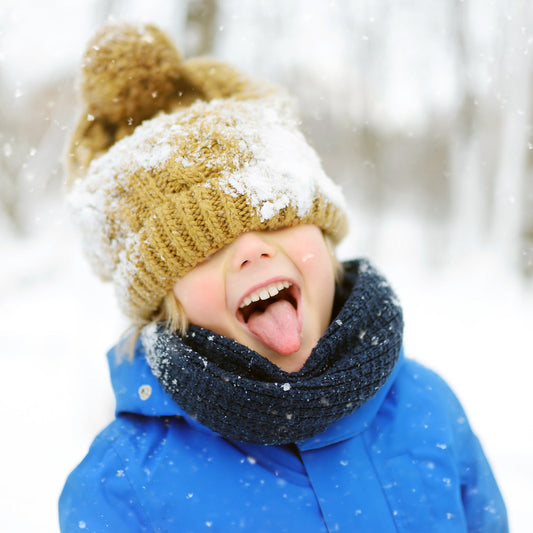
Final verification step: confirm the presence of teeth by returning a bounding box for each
[259,289,270,300]
[240,281,292,309]
[268,286,279,297]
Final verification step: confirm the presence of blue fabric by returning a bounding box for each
[59,343,507,532]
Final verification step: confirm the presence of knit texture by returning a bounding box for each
[67,21,348,321]
[141,259,404,445]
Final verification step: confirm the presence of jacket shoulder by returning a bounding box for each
[375,359,508,532]
[396,358,458,397]
[391,358,468,421]
[385,358,480,453]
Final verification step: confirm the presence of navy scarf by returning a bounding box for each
[142,259,403,445]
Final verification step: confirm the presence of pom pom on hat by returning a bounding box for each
[67,21,348,322]
[81,22,182,124]
[67,21,282,179]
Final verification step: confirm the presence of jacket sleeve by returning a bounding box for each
[443,380,508,532]
[59,430,152,532]
[458,432,508,533]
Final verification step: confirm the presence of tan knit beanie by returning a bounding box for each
[67,21,348,321]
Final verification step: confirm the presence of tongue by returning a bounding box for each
[247,299,302,355]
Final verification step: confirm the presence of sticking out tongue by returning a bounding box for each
[246,299,302,355]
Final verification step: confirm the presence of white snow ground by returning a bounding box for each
[1,202,531,532]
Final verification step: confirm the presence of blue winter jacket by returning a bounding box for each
[59,345,507,532]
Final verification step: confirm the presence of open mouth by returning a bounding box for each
[238,280,299,324]
[236,279,302,355]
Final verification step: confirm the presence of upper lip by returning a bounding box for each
[239,280,292,309]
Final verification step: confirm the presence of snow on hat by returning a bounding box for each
[67,21,348,321]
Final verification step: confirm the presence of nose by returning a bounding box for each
[229,232,276,271]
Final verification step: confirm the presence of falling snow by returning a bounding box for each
[1,1,532,531]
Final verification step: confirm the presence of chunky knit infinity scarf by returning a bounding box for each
[142,259,403,445]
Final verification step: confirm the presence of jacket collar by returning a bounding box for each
[108,342,404,449]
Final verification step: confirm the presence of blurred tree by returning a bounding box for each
[1,0,532,278]
[0,74,75,234]
[0,74,30,234]
[185,0,217,56]
[490,0,533,276]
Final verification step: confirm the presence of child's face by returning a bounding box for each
[172,225,336,372]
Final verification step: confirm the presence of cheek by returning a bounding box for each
[173,275,227,326]
[280,226,329,267]
[293,239,334,280]
[287,230,336,307]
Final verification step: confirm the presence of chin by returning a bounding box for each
[259,344,313,373]
[279,356,309,373]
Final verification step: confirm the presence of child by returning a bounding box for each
[59,22,508,532]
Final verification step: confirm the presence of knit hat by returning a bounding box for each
[67,21,348,321]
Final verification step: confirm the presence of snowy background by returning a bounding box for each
[1,0,532,531]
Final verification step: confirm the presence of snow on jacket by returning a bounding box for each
[59,344,507,532]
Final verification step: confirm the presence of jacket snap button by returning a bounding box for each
[138,384,152,400]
